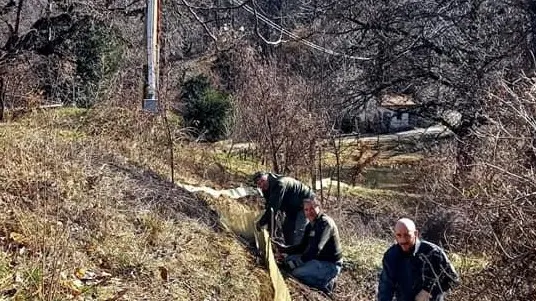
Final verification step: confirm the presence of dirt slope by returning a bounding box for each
[0,108,272,300]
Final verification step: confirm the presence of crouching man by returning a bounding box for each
[378,218,460,301]
[272,196,343,295]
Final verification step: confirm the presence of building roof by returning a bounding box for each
[380,94,416,108]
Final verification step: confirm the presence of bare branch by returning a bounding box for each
[181,0,218,43]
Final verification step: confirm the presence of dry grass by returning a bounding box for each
[0,107,271,300]
[0,106,484,301]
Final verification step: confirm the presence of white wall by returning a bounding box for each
[356,102,411,132]
[389,112,410,129]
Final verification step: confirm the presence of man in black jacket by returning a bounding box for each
[378,218,460,301]
[253,171,314,245]
[272,196,343,294]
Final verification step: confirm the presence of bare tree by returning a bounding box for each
[230,46,326,175]
[415,74,536,301]
[276,0,533,185]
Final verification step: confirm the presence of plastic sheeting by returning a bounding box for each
[176,183,292,301]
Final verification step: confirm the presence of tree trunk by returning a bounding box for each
[334,138,341,203]
[318,146,323,203]
[453,134,475,188]
[0,77,4,122]
[528,0,536,71]
[15,0,25,35]
[309,141,316,190]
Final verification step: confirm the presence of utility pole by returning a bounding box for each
[143,0,159,112]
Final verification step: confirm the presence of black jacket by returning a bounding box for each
[258,173,313,227]
[284,213,343,263]
[378,240,460,301]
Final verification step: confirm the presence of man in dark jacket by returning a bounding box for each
[272,196,343,294]
[253,171,314,245]
[378,218,460,301]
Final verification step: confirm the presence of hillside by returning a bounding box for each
[0,108,275,300]
[2,0,536,299]
[0,107,492,301]
[0,106,420,301]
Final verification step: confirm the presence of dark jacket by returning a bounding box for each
[378,240,460,301]
[283,213,343,263]
[258,173,313,227]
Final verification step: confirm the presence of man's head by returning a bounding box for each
[303,195,321,222]
[394,218,419,253]
[252,171,269,191]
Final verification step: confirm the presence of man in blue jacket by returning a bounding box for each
[378,218,459,301]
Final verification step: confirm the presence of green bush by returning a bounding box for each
[72,19,124,107]
[181,75,232,142]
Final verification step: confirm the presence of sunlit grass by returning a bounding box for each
[343,237,392,272]
[450,252,490,275]
[0,108,271,300]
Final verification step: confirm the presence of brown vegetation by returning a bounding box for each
[413,75,536,301]
[3,0,536,300]
[0,108,272,300]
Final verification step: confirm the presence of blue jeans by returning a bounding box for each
[285,255,342,292]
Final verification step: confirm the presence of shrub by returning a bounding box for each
[71,19,124,107]
[180,75,232,142]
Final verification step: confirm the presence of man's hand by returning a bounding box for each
[415,290,431,301]
[274,250,285,262]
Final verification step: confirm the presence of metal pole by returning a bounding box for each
[143,0,159,112]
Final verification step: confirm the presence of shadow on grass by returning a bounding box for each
[100,157,221,230]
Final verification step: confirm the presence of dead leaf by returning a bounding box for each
[105,289,128,301]
[14,272,23,283]
[98,271,112,278]
[61,279,84,296]
[158,266,168,282]
[9,232,26,245]
[74,268,86,279]
[75,268,96,280]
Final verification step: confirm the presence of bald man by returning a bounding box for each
[377,218,459,301]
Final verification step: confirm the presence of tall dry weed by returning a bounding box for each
[414,75,536,300]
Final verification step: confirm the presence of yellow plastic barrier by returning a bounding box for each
[176,183,292,301]
[255,227,291,301]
